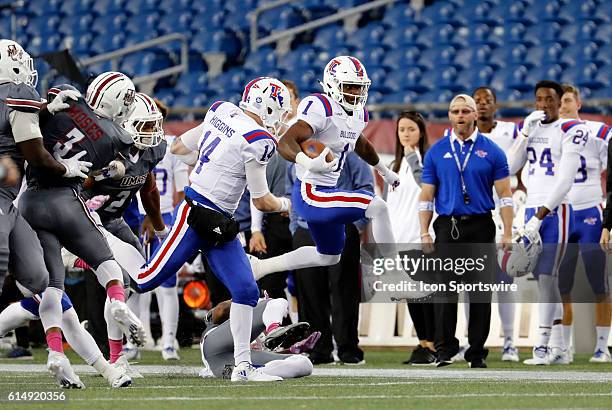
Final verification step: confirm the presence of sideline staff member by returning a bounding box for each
[418,94,513,368]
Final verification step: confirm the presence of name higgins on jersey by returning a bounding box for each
[209,115,235,138]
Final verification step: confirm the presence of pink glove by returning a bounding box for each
[85,195,109,211]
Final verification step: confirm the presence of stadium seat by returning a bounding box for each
[243,48,277,73]
[561,63,606,89]
[594,66,612,89]
[89,33,125,55]
[384,67,426,93]
[278,47,318,73]
[417,46,456,70]
[382,25,422,48]
[565,0,608,24]
[593,23,612,46]
[71,33,94,55]
[523,23,562,47]
[490,65,528,93]
[91,14,128,36]
[420,1,462,25]
[382,3,417,28]
[453,45,494,70]
[525,63,564,87]
[562,42,600,67]
[190,11,226,32]
[596,43,612,66]
[345,24,386,49]
[490,44,528,68]
[125,14,160,36]
[123,31,160,48]
[352,47,386,71]
[422,66,461,92]
[152,88,175,107]
[524,43,568,68]
[298,0,338,20]
[533,1,572,24]
[313,25,346,50]
[418,89,454,105]
[295,70,318,92]
[25,15,61,37]
[125,0,159,15]
[455,66,495,90]
[314,47,353,68]
[59,0,94,15]
[469,1,497,25]
[120,52,156,78]
[501,23,528,45]
[366,67,389,93]
[158,0,192,13]
[381,46,421,71]
[92,0,125,16]
[384,91,420,105]
[28,35,61,56]
[158,12,193,36]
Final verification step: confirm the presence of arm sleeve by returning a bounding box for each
[178,122,206,151]
[9,111,43,142]
[405,151,423,185]
[245,159,270,199]
[172,156,189,192]
[421,149,438,185]
[250,199,264,232]
[296,96,329,134]
[506,135,528,175]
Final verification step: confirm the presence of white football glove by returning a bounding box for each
[521,110,546,138]
[47,90,81,115]
[522,216,542,242]
[295,148,338,173]
[375,163,400,190]
[85,195,109,212]
[92,160,126,181]
[55,150,92,179]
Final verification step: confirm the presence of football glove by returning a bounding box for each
[47,89,81,115]
[296,148,338,173]
[55,150,92,179]
[521,110,546,138]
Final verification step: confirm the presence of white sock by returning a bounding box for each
[497,291,515,342]
[126,293,140,317]
[550,323,565,350]
[230,302,253,365]
[595,326,610,352]
[261,355,313,378]
[155,286,179,348]
[365,196,396,244]
[138,292,153,342]
[562,325,572,351]
[0,302,37,336]
[104,297,124,340]
[92,356,111,376]
[62,308,102,365]
[537,303,556,347]
[254,246,339,279]
[39,287,64,332]
[95,259,124,288]
[262,299,289,328]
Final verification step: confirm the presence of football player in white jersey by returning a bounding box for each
[473,87,521,362]
[507,80,589,365]
[247,57,423,298]
[123,77,293,382]
[557,84,611,363]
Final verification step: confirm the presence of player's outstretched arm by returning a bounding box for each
[278,120,314,162]
[246,160,290,213]
[170,122,205,165]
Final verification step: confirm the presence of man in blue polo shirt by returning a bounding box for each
[418,94,514,368]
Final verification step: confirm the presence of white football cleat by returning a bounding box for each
[549,347,570,365]
[114,355,144,379]
[523,345,550,365]
[47,351,85,389]
[501,343,520,362]
[452,345,467,363]
[102,363,132,388]
[231,361,282,382]
[589,349,612,363]
[109,299,146,347]
[162,346,180,361]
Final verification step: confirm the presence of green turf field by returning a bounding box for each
[1,348,611,409]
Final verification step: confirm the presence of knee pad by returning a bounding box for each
[365,195,388,219]
[231,279,259,307]
[318,252,341,266]
[95,259,123,288]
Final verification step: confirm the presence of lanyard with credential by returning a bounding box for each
[449,137,475,206]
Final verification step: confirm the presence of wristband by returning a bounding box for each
[374,161,389,176]
[155,226,170,239]
[500,197,514,208]
[277,197,290,213]
[420,233,431,238]
[418,201,434,212]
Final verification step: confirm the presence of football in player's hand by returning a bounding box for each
[300,140,334,162]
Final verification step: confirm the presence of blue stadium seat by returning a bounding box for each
[382,25,421,48]
[524,43,568,68]
[490,65,528,93]
[327,0,369,8]
[383,67,427,93]
[89,33,125,55]
[596,44,612,66]
[92,0,125,16]
[367,67,388,93]
[158,0,193,13]
[453,45,496,70]
[381,46,421,70]
[531,1,572,24]
[490,43,528,68]
[298,0,338,20]
[417,46,457,70]
[420,1,464,25]
[258,6,305,33]
[470,1,497,25]
[244,48,277,73]
[86,61,113,76]
[125,0,160,15]
[351,47,386,70]
[25,0,59,17]
[125,14,160,35]
[417,24,462,48]
[591,86,612,100]
[561,63,606,89]
[470,24,502,47]
[501,23,528,45]
[345,24,386,49]
[384,91,420,105]
[565,0,608,24]
[314,47,353,67]
[418,89,454,105]
[152,88,175,107]
[295,70,318,92]
[58,14,93,35]
[25,15,61,37]
[123,31,159,48]
[158,11,192,35]
[120,52,157,78]
[523,23,562,46]
[593,22,612,46]
[190,11,226,32]
[525,63,563,86]
[28,35,61,55]
[382,3,417,28]
[278,47,318,72]
[455,66,495,90]
[60,0,94,16]
[71,33,94,55]
[594,66,612,89]
[562,42,600,67]
[313,25,345,50]
[91,14,128,35]
[173,93,209,109]
[420,66,461,92]
[192,30,242,61]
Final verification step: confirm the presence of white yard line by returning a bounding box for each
[1,364,612,382]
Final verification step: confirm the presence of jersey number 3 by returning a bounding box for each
[53,128,86,157]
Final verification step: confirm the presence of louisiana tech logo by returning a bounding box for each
[269,83,284,107]
[476,150,488,158]
[328,59,341,76]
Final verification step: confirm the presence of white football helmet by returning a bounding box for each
[239,77,292,138]
[0,39,37,87]
[498,232,542,278]
[322,55,371,111]
[122,92,164,149]
[85,71,136,123]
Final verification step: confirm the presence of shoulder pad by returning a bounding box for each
[561,120,584,133]
[5,82,42,113]
[310,93,333,117]
[209,100,227,112]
